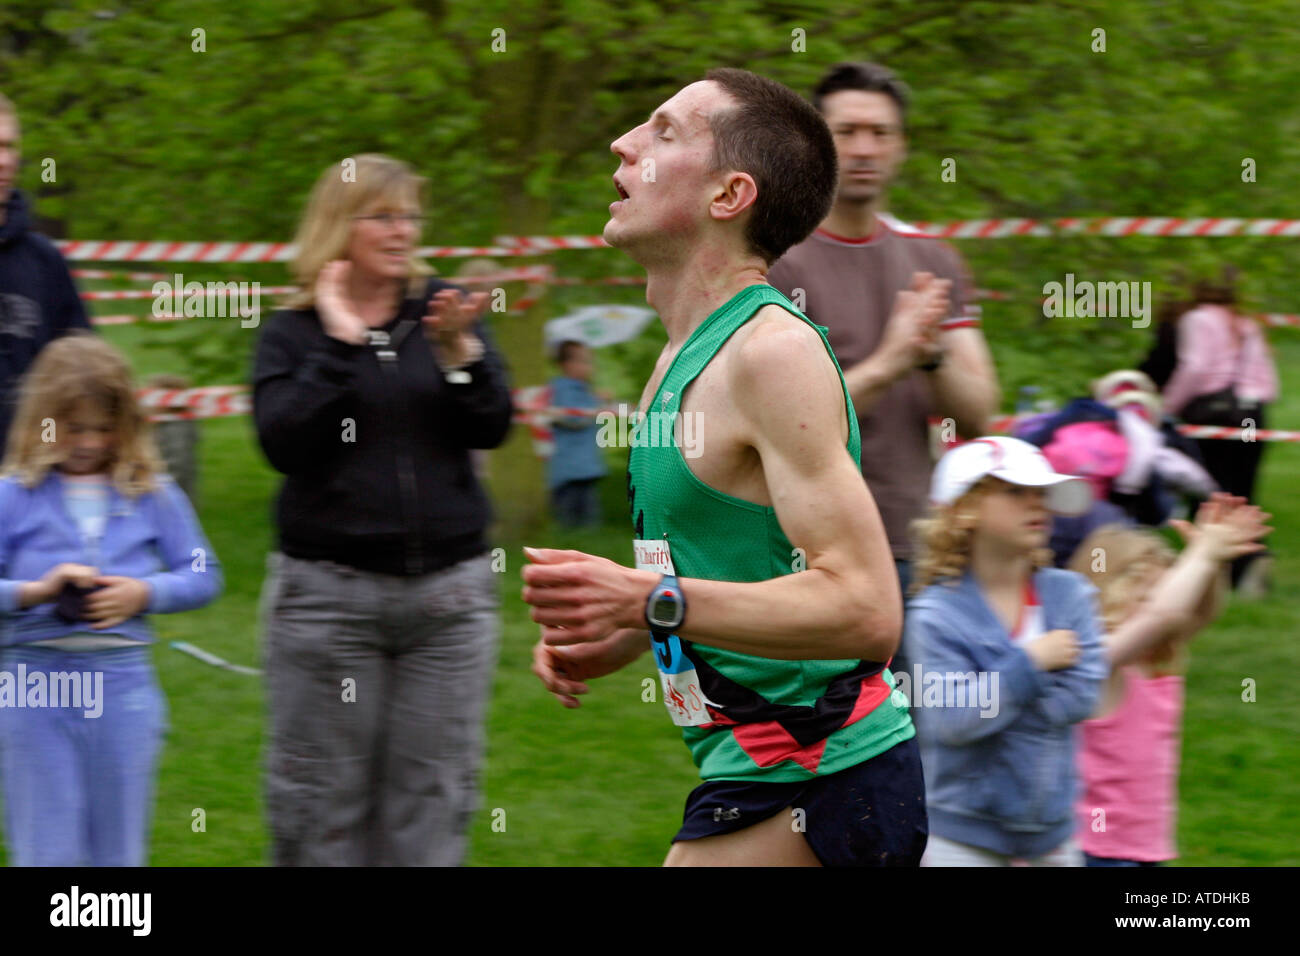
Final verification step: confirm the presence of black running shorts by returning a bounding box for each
[674,735,928,866]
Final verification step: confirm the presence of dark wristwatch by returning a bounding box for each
[918,349,946,372]
[645,574,687,635]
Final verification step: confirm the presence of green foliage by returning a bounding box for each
[4,0,1298,404]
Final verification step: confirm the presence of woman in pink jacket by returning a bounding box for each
[1160,276,1278,594]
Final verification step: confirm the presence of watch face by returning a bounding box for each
[650,591,680,626]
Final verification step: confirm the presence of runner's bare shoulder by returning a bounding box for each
[729,304,838,385]
[727,304,847,439]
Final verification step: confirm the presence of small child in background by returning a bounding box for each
[144,373,199,504]
[906,436,1107,866]
[0,334,222,866]
[547,339,608,529]
[1069,494,1269,866]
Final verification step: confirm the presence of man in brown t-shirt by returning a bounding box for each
[767,63,1000,681]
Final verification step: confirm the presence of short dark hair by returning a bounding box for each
[703,67,838,265]
[811,62,910,129]
[555,339,587,364]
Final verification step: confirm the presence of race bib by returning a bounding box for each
[633,538,675,576]
[634,538,714,727]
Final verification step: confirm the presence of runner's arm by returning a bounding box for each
[526,317,898,661]
[660,315,900,661]
[532,627,649,708]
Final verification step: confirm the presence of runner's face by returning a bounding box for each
[975,479,1050,552]
[820,91,906,206]
[0,115,19,207]
[58,399,116,476]
[346,196,421,282]
[606,81,728,256]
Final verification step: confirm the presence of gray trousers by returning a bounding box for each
[260,551,500,866]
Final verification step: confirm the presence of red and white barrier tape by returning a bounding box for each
[94,313,187,325]
[52,216,1300,264]
[72,268,171,281]
[451,265,553,285]
[934,414,1300,444]
[57,241,524,262]
[496,218,1300,250]
[549,275,646,286]
[1176,424,1300,441]
[81,286,295,301]
[494,235,610,252]
[136,386,250,421]
[910,217,1300,239]
[511,405,622,423]
[510,385,555,457]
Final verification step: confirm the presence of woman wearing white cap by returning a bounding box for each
[902,436,1106,865]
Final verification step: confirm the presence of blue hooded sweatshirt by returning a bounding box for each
[905,566,1106,858]
[0,190,91,453]
[0,471,222,645]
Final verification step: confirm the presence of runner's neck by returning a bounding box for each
[645,253,769,347]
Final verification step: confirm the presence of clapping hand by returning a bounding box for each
[315,261,368,344]
[424,288,488,366]
[1169,493,1271,563]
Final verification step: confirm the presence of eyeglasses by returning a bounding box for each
[352,213,426,227]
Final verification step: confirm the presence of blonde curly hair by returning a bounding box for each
[0,334,163,497]
[908,475,1055,595]
[1067,524,1175,631]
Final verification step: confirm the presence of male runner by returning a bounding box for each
[766,62,1000,681]
[523,68,944,866]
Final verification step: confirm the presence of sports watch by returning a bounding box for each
[918,348,946,372]
[645,574,687,634]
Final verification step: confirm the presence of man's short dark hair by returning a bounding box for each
[703,67,837,265]
[555,339,586,364]
[811,62,910,129]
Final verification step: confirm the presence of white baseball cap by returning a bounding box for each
[930,436,1093,516]
[1093,369,1163,423]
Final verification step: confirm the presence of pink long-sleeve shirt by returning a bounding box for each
[1161,304,1279,417]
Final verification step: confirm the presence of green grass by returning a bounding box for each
[1,322,1296,865]
[1175,367,1300,866]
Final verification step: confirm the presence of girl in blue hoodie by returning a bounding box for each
[0,334,221,865]
[905,436,1106,866]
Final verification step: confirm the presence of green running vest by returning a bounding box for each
[626,284,914,782]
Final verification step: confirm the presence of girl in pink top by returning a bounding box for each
[1067,495,1270,865]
